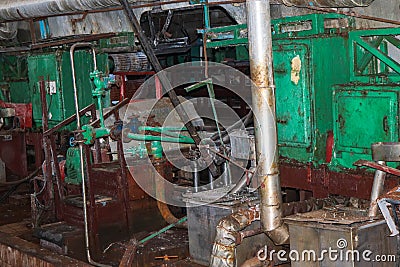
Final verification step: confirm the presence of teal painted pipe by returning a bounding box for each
[127,133,194,144]
[138,126,190,139]
[139,216,188,244]
[139,126,187,132]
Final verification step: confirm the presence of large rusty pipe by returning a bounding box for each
[209,198,333,266]
[153,160,187,228]
[246,0,289,245]
[209,206,261,267]
[368,160,386,217]
[70,43,110,267]
[280,0,374,7]
[0,0,138,22]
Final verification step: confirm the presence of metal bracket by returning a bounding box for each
[349,28,400,83]
[354,160,400,176]
[378,198,400,236]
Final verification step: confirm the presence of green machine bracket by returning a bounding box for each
[271,13,354,39]
[99,32,136,50]
[126,130,194,144]
[349,27,400,83]
[80,60,114,145]
[204,24,248,48]
[65,146,92,185]
[82,124,111,145]
[203,14,354,49]
[151,141,163,159]
[124,125,194,159]
[89,69,114,128]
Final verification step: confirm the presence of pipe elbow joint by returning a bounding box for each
[265,223,289,245]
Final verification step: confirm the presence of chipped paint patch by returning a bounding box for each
[291,55,301,85]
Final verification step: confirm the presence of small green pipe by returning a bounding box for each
[127,133,194,144]
[97,97,105,128]
[139,216,187,244]
[95,127,110,138]
[203,4,210,30]
[139,126,187,132]
[138,126,189,138]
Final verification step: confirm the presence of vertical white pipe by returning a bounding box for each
[246,0,289,245]
[368,161,386,217]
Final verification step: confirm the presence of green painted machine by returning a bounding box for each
[272,14,354,165]
[206,14,355,166]
[0,55,29,103]
[204,14,400,172]
[332,85,399,169]
[331,27,400,169]
[65,146,86,185]
[28,49,109,128]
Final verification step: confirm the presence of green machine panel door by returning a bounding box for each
[273,43,312,149]
[29,53,65,126]
[333,89,399,168]
[9,81,30,104]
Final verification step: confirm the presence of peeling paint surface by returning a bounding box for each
[291,55,301,85]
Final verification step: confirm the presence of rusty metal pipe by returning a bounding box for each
[209,206,261,267]
[70,43,110,267]
[154,160,187,228]
[240,257,269,267]
[209,198,332,266]
[368,161,387,217]
[239,228,263,242]
[280,0,374,7]
[157,201,188,228]
[246,0,289,245]
[0,0,138,22]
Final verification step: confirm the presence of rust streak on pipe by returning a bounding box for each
[246,0,289,245]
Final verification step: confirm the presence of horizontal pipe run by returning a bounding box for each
[280,0,374,7]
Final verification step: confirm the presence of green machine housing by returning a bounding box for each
[65,146,93,185]
[271,14,353,165]
[332,84,399,169]
[0,55,30,103]
[207,14,354,166]
[331,27,400,169]
[28,49,109,129]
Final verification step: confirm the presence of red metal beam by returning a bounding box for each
[280,162,399,200]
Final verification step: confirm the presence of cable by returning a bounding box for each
[0,167,41,185]
[0,177,31,203]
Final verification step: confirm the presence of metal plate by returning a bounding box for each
[0,132,28,177]
[372,142,400,162]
